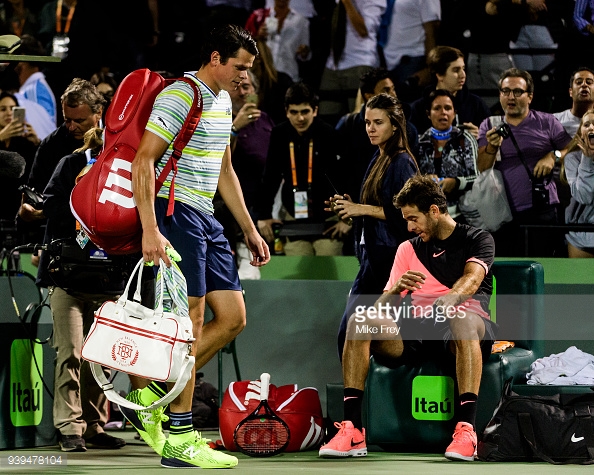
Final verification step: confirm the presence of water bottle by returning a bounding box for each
[272,223,284,255]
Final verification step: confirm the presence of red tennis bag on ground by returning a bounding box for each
[70,68,202,254]
[219,378,325,452]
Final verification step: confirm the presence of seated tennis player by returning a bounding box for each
[319,175,497,461]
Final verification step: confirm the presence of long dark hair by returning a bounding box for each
[361,93,418,205]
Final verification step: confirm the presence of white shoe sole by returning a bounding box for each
[319,447,367,457]
[444,450,476,461]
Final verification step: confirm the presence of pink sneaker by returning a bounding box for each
[319,421,367,457]
[444,421,477,461]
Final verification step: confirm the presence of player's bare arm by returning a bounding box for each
[434,261,486,308]
[217,145,270,266]
[131,130,172,266]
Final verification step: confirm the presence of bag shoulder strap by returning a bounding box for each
[89,356,195,410]
[494,115,547,184]
[517,412,560,464]
[155,76,204,216]
[504,123,535,182]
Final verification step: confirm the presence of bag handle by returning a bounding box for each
[121,258,187,318]
[89,355,195,410]
[119,258,166,312]
[118,258,147,305]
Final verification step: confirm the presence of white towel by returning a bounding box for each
[526,346,594,385]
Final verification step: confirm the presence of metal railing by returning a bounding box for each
[519,224,594,256]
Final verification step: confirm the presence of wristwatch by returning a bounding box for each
[553,150,562,164]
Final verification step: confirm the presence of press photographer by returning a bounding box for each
[477,68,572,257]
[37,127,130,452]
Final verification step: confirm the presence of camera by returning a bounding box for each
[494,122,510,139]
[18,184,44,209]
[532,183,550,209]
[46,239,132,293]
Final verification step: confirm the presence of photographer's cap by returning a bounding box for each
[0,35,21,54]
[0,34,60,62]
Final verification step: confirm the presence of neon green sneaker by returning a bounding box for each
[119,389,169,456]
[160,431,238,469]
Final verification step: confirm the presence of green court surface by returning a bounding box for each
[2,428,593,474]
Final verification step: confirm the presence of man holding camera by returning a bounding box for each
[40,126,128,453]
[18,78,104,252]
[477,68,572,257]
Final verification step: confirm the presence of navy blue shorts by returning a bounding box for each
[155,198,241,297]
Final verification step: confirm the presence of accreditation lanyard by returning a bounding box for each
[289,139,313,219]
[74,149,95,247]
[289,139,313,189]
[56,0,76,35]
[52,0,76,58]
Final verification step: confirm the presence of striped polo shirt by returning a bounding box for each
[147,72,232,215]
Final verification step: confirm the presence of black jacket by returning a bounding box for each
[255,118,346,224]
[27,124,83,193]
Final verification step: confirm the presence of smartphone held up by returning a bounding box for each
[12,106,25,123]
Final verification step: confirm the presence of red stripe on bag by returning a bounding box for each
[96,316,176,345]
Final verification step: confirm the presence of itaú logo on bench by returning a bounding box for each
[411,375,454,421]
[98,158,135,208]
[10,339,44,427]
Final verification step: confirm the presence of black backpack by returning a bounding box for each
[478,378,594,464]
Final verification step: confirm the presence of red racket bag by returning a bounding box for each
[70,68,202,254]
[219,378,325,452]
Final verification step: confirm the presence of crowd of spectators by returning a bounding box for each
[0,0,591,262]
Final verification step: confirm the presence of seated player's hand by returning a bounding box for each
[395,270,426,293]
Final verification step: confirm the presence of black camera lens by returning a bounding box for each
[18,184,44,209]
